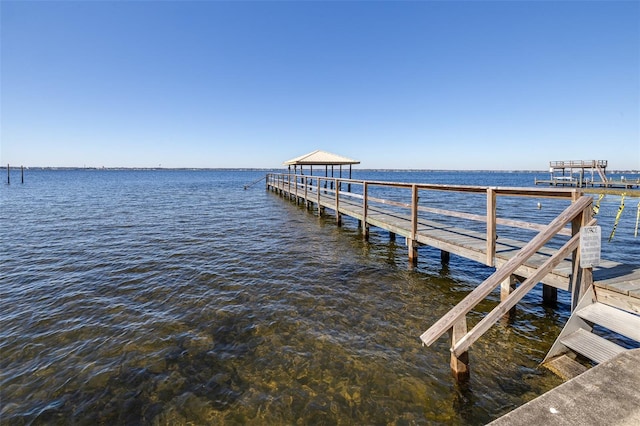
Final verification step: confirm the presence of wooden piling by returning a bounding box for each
[441,250,450,265]
[6,164,9,185]
[542,285,557,306]
[501,275,518,318]
[449,318,470,382]
[21,166,24,184]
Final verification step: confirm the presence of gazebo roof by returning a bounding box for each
[283,150,360,166]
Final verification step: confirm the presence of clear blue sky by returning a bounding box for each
[1,1,638,170]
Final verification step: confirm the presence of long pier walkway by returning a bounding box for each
[266,173,640,381]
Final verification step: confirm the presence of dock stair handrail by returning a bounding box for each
[420,195,594,362]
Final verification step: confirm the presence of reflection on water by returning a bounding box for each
[1,170,636,424]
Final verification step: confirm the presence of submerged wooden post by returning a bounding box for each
[408,184,419,266]
[389,231,396,242]
[501,275,518,318]
[542,285,557,306]
[21,166,24,184]
[486,187,497,266]
[441,250,450,265]
[449,318,470,382]
[6,164,9,185]
[501,275,517,300]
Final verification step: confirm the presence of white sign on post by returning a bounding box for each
[580,226,601,268]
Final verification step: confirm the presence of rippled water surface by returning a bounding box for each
[2,169,638,425]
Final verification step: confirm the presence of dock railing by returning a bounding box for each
[419,195,594,380]
[267,172,597,380]
[267,172,579,266]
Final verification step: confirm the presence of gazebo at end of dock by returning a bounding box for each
[284,150,359,179]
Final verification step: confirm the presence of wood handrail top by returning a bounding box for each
[269,173,580,199]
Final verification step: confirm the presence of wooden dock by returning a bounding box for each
[535,160,640,189]
[266,172,640,382]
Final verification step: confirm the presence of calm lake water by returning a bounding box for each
[1,169,638,425]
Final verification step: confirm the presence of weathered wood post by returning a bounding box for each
[570,192,593,311]
[362,182,369,240]
[449,318,470,381]
[501,275,518,301]
[486,187,497,266]
[501,275,518,319]
[441,250,450,265]
[408,184,419,266]
[335,178,341,226]
[317,177,323,216]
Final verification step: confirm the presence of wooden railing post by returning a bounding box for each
[362,182,369,240]
[570,193,593,311]
[449,317,470,382]
[317,178,322,216]
[408,184,419,266]
[335,179,341,226]
[486,187,496,266]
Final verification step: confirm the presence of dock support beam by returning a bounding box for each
[449,318,470,382]
[389,232,396,242]
[501,275,517,301]
[441,250,450,265]
[408,239,418,267]
[542,285,557,306]
[501,275,519,318]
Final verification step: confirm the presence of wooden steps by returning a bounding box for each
[560,328,626,364]
[544,296,640,380]
[576,302,640,341]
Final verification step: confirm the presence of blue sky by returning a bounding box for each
[1,1,638,170]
